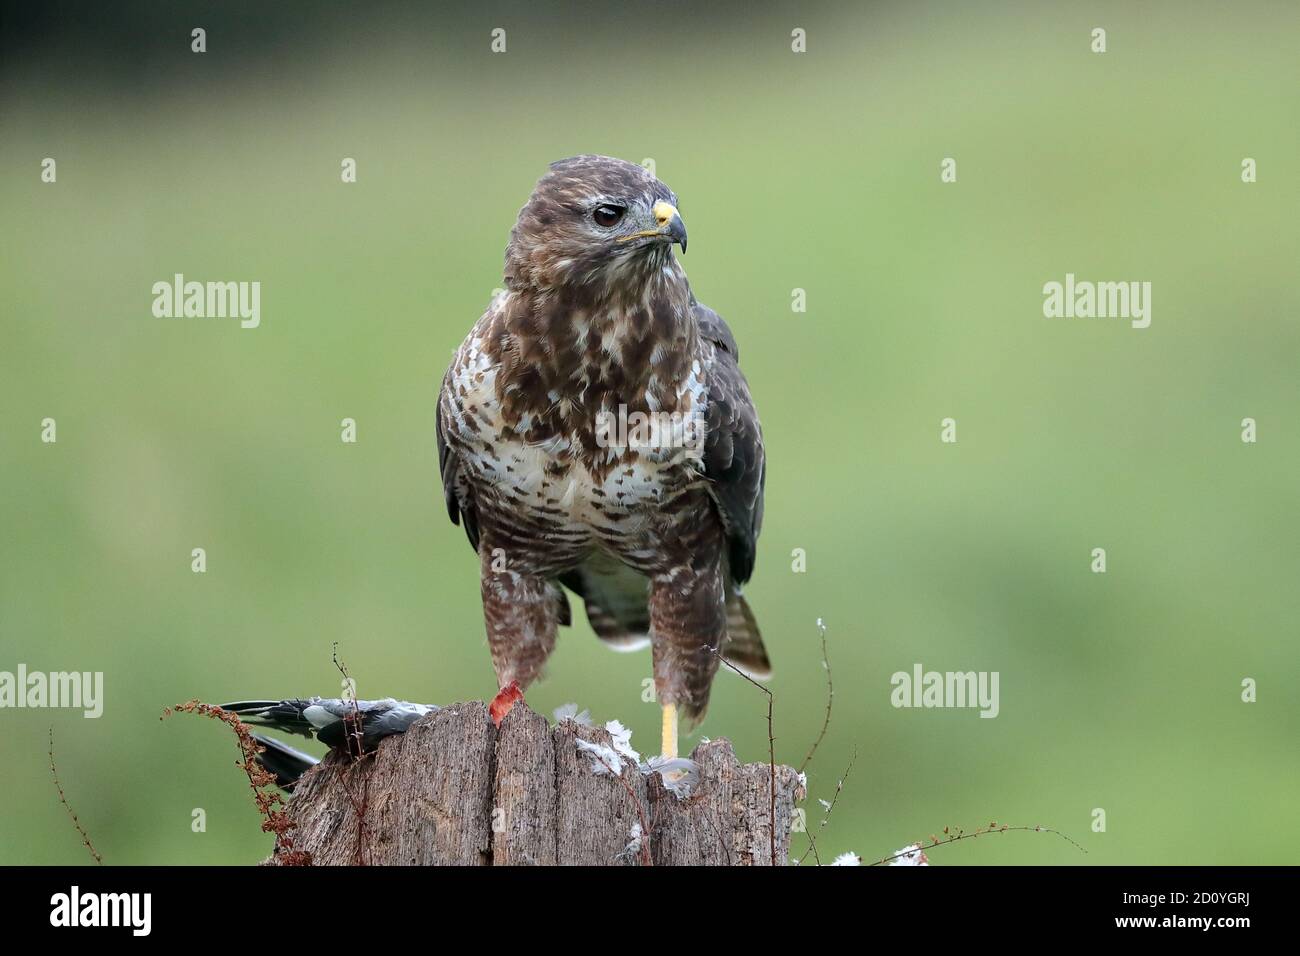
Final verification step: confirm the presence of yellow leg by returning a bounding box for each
[661,702,679,759]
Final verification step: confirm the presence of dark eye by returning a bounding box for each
[592,204,625,227]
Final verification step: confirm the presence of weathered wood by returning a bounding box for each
[267,700,805,866]
[493,704,557,865]
[552,716,651,865]
[276,701,495,866]
[645,738,803,866]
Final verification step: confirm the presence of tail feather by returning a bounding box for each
[249,731,319,790]
[220,699,316,738]
[559,555,652,651]
[720,590,771,680]
[563,556,771,678]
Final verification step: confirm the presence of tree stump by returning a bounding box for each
[266,700,806,866]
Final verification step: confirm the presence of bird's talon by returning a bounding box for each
[645,755,698,795]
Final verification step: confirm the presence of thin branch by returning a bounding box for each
[797,747,856,865]
[798,617,833,774]
[48,728,102,864]
[869,822,1088,865]
[332,642,373,866]
[708,644,777,866]
[801,815,822,866]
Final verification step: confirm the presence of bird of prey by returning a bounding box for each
[437,155,767,761]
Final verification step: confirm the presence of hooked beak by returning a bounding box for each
[653,200,687,253]
[619,200,688,253]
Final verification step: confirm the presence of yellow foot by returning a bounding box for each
[655,703,696,792]
[660,702,679,760]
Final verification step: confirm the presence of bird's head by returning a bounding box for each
[504,155,688,295]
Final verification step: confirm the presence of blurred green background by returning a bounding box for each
[2,0,1297,865]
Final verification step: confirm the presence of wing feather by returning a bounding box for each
[695,300,765,585]
[436,373,481,552]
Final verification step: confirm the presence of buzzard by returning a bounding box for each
[437,156,767,760]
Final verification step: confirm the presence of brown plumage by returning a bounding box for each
[437,156,767,737]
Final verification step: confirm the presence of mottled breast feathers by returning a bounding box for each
[436,294,765,588]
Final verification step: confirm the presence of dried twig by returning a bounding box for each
[797,747,856,865]
[799,618,834,774]
[48,728,102,864]
[869,821,1087,865]
[332,643,373,866]
[162,700,311,865]
[332,643,363,759]
[801,814,822,866]
[708,645,777,866]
